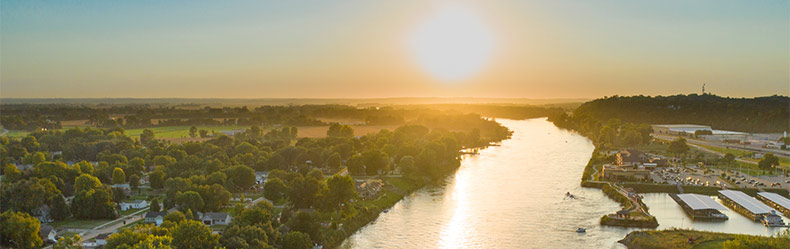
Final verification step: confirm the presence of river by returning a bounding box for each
[340,118,788,248]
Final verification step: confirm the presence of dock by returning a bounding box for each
[757,192,790,217]
[670,193,728,220]
[718,190,775,221]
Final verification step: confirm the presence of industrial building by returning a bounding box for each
[758,192,790,217]
[671,193,728,220]
[718,190,775,221]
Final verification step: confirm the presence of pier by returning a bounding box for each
[718,190,775,221]
[757,192,790,217]
[670,193,728,220]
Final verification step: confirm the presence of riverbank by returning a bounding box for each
[619,229,790,249]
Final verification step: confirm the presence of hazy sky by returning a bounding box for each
[1,0,788,98]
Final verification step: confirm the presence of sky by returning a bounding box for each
[1,0,788,99]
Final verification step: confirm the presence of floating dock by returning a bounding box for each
[718,190,775,221]
[757,192,790,217]
[670,193,728,220]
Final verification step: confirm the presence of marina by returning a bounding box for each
[757,192,790,217]
[670,193,728,220]
[717,190,776,221]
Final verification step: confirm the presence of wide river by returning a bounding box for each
[341,118,788,248]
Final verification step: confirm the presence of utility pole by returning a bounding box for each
[701,83,706,95]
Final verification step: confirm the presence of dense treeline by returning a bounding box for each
[1,103,565,132]
[566,94,789,133]
[0,108,510,248]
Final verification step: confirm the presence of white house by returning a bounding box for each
[255,171,269,184]
[120,200,148,211]
[144,212,167,226]
[201,212,231,226]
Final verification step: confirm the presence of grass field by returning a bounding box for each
[49,218,112,229]
[620,229,787,249]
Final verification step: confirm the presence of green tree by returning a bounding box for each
[3,164,21,182]
[50,195,71,221]
[668,137,689,155]
[325,174,357,210]
[399,156,416,177]
[178,191,204,212]
[347,154,364,176]
[140,129,155,146]
[282,231,312,249]
[171,220,219,249]
[54,234,83,249]
[362,150,388,175]
[149,170,166,189]
[189,126,198,138]
[327,123,354,138]
[263,177,288,201]
[164,211,186,224]
[112,168,127,185]
[150,198,161,212]
[219,225,271,249]
[129,174,140,190]
[759,153,780,173]
[225,165,255,192]
[0,210,43,249]
[723,153,736,167]
[199,129,209,138]
[289,175,325,208]
[74,174,103,193]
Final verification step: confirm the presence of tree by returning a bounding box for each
[50,195,71,221]
[263,177,288,201]
[723,153,736,167]
[327,123,353,138]
[362,150,389,175]
[74,174,103,193]
[189,126,198,138]
[164,211,186,224]
[235,202,274,227]
[178,191,204,212]
[288,176,325,208]
[220,225,271,249]
[0,211,43,249]
[112,168,127,185]
[129,174,140,190]
[327,153,341,169]
[54,234,83,249]
[225,165,255,192]
[281,231,312,249]
[150,198,161,212]
[325,174,357,210]
[399,156,416,177]
[668,137,689,155]
[72,187,117,219]
[199,129,209,138]
[202,184,231,211]
[759,153,780,173]
[3,164,21,182]
[171,220,219,249]
[149,170,166,189]
[140,129,155,145]
[347,154,364,176]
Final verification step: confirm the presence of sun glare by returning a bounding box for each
[410,6,495,82]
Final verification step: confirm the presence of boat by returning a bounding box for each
[383,209,390,213]
[761,210,786,227]
[576,228,586,233]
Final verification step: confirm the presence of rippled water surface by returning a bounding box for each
[341,118,787,249]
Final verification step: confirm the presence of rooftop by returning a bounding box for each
[677,194,727,211]
[719,190,774,215]
[144,212,167,218]
[758,192,790,210]
[652,124,712,129]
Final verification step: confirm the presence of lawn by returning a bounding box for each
[124,125,247,138]
[120,207,146,216]
[50,218,111,229]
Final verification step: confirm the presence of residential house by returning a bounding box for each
[201,212,231,226]
[120,200,148,211]
[144,212,167,226]
[354,179,383,200]
[39,224,56,243]
[255,171,269,185]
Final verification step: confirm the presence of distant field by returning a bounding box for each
[2,124,399,140]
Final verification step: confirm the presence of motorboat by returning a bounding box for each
[762,211,786,227]
[576,228,586,233]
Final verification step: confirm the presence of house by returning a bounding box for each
[144,212,167,226]
[120,200,148,211]
[255,171,269,185]
[354,179,383,200]
[95,233,111,245]
[616,149,645,166]
[201,212,231,226]
[39,224,56,243]
[33,204,53,223]
[602,164,650,182]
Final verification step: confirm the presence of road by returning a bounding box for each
[45,208,154,249]
[654,134,790,158]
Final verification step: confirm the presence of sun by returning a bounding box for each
[410,6,495,82]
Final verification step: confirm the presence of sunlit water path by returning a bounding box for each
[341,118,787,248]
